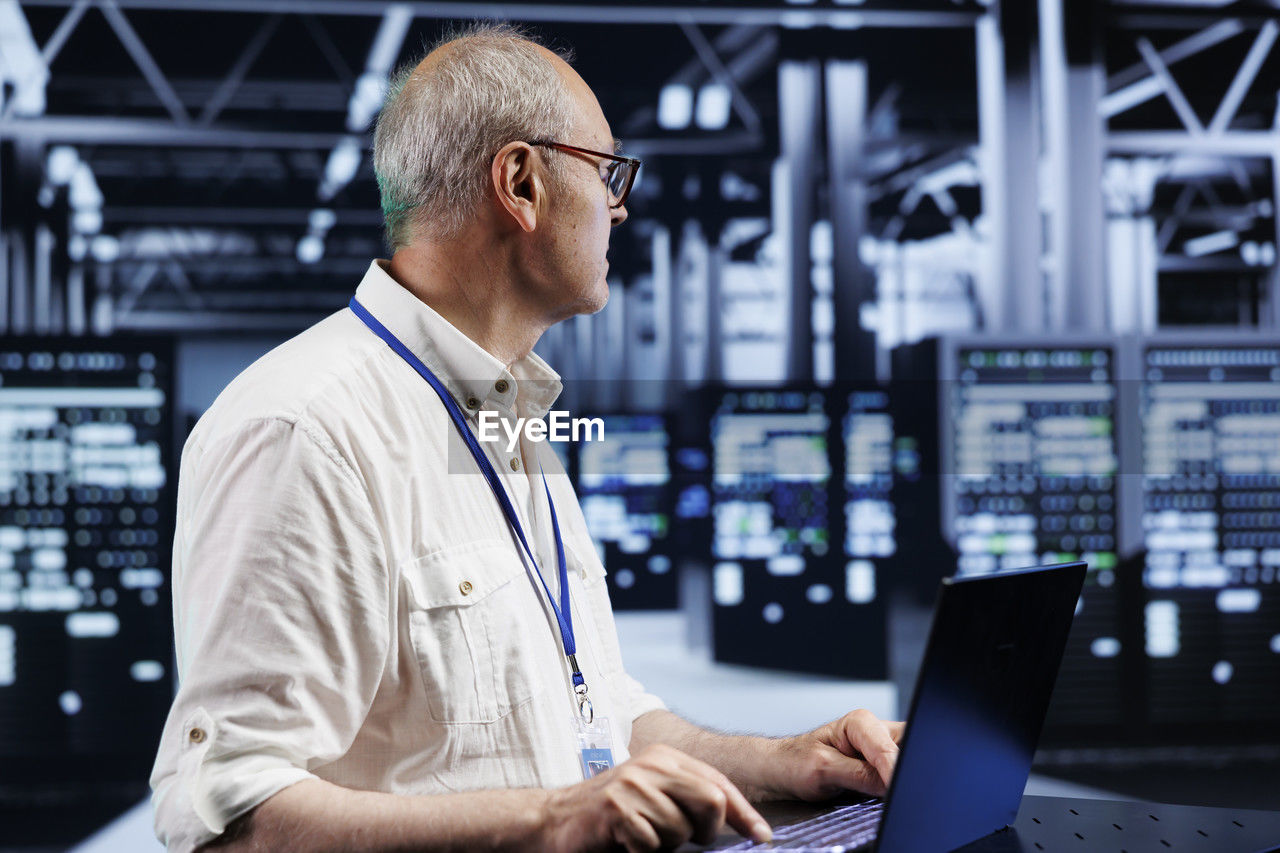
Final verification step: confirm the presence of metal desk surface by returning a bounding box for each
[959,795,1280,853]
[684,795,1280,852]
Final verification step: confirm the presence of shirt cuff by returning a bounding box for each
[152,707,316,852]
[623,672,667,721]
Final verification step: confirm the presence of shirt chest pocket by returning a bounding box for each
[401,542,546,724]
[576,554,627,680]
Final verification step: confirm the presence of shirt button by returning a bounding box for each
[189,727,206,744]
[466,396,480,409]
[509,457,520,471]
[459,580,473,596]
[495,379,509,394]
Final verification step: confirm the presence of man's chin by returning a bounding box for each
[575,278,610,315]
[554,283,609,323]
[588,278,610,313]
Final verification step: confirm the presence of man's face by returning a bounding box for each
[533,59,628,319]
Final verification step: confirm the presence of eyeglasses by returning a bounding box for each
[528,140,641,209]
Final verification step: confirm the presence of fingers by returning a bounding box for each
[624,775,697,849]
[656,762,729,845]
[670,752,771,844]
[837,710,900,790]
[630,746,771,846]
[817,749,891,797]
[599,767,687,852]
[613,809,661,853]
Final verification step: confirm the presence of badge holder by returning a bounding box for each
[573,684,615,778]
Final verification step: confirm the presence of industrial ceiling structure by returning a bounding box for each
[1,0,1278,343]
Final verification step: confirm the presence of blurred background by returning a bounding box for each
[2,0,1280,849]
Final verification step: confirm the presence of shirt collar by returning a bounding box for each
[353,260,563,419]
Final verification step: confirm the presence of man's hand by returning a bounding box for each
[768,709,905,801]
[540,744,773,852]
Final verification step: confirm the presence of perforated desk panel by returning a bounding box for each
[957,795,1280,853]
[682,795,1280,852]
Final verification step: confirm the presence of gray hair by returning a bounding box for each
[373,23,579,249]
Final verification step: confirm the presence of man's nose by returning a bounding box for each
[610,203,629,227]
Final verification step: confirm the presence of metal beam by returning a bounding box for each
[33,224,53,334]
[663,24,763,88]
[779,59,819,381]
[649,224,676,395]
[67,261,86,335]
[1101,75,1170,120]
[0,115,358,147]
[1114,10,1280,31]
[975,11,1005,332]
[111,255,372,274]
[1156,256,1258,273]
[102,205,384,225]
[1110,130,1280,155]
[302,14,355,87]
[126,290,349,308]
[99,0,191,126]
[0,115,763,155]
[1108,19,1243,91]
[10,229,28,334]
[22,0,985,27]
[1156,204,1265,227]
[622,28,775,138]
[1270,99,1280,329]
[162,260,205,309]
[1207,20,1278,134]
[7,141,43,335]
[1157,184,1197,253]
[704,232,723,381]
[115,260,159,316]
[985,0,1044,332]
[114,309,330,330]
[198,13,283,126]
[1136,36,1205,134]
[52,77,351,113]
[0,0,94,125]
[867,147,975,202]
[1058,0,1108,332]
[616,132,763,158]
[678,18,762,135]
[39,0,90,68]
[0,0,59,121]
[825,59,877,378]
[1040,0,1071,330]
[0,234,10,335]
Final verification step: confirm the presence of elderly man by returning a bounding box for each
[151,24,901,853]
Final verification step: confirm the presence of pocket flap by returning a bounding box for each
[564,535,607,586]
[401,541,526,609]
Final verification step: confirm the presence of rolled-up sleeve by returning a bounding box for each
[150,417,388,852]
[622,671,668,722]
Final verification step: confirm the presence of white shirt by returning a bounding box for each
[150,261,666,852]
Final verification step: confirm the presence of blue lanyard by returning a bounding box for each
[348,297,586,695]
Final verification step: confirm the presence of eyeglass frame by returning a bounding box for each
[527,140,641,209]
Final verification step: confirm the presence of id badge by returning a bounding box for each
[575,715,616,779]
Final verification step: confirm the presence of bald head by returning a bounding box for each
[540,45,614,148]
[373,24,581,249]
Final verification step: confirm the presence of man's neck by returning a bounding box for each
[385,241,548,368]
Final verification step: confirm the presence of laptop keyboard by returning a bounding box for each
[721,799,885,851]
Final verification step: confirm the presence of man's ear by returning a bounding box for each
[492,142,540,234]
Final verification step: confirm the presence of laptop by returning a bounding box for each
[696,560,1088,853]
